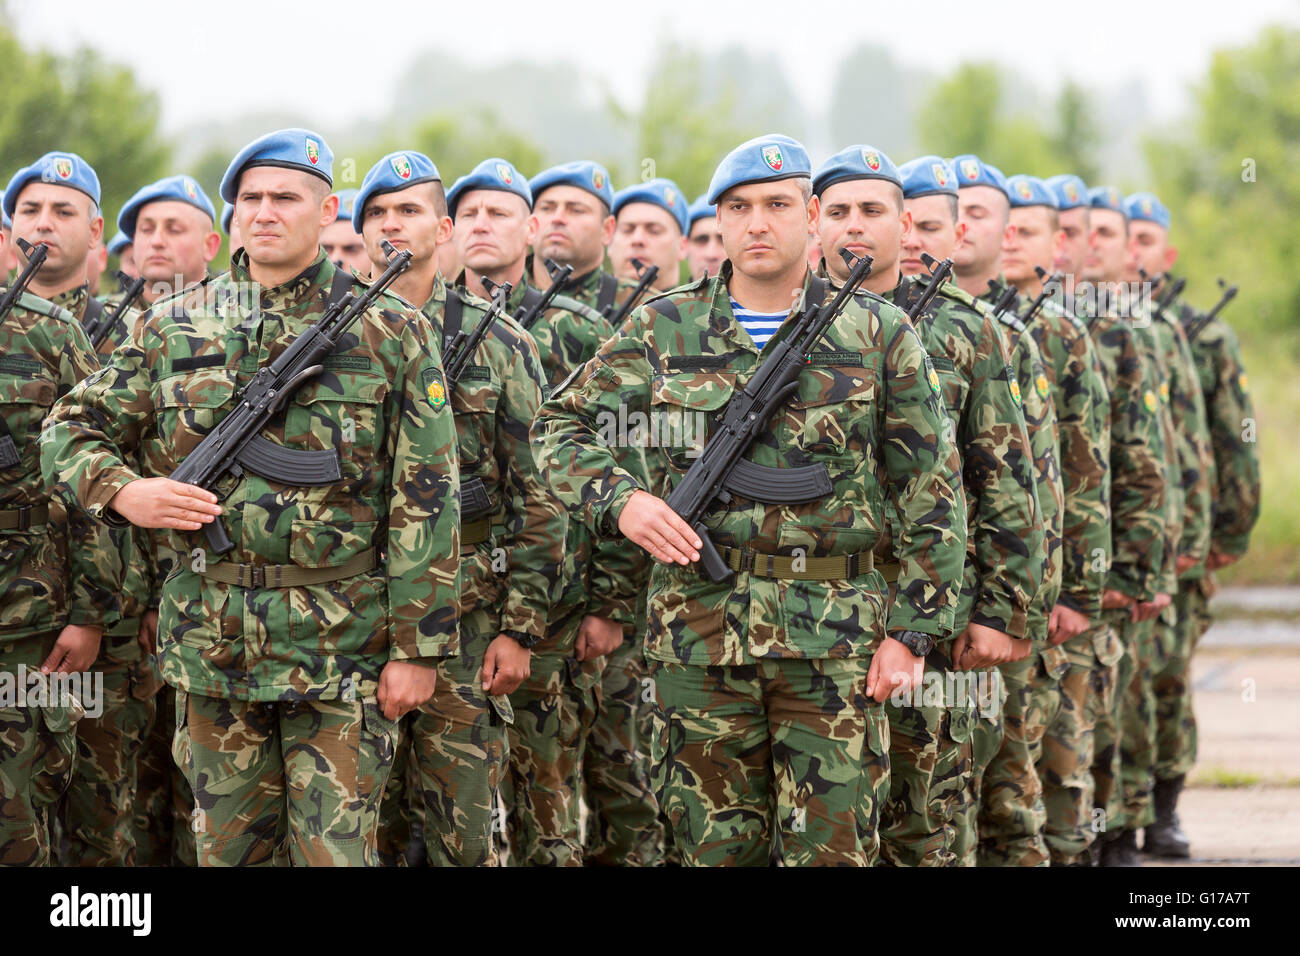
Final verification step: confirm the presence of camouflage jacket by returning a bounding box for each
[533,264,967,665]
[498,274,649,643]
[422,277,563,642]
[1180,305,1260,557]
[52,283,143,359]
[1026,297,1111,617]
[40,250,461,702]
[1126,319,1182,596]
[1084,312,1168,602]
[541,258,637,319]
[1,291,120,653]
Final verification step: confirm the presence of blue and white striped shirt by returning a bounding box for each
[729,298,788,351]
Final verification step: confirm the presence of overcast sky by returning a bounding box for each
[10,0,1300,132]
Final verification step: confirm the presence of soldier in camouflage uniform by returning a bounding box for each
[534,134,968,866]
[814,150,1043,867]
[5,151,154,865]
[353,152,563,867]
[1,224,120,865]
[1121,193,1215,860]
[41,129,462,866]
[685,195,725,282]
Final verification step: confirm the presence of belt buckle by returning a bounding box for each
[240,564,265,588]
[738,550,755,573]
[845,553,859,578]
[17,505,31,532]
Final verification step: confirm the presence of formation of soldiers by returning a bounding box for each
[0,125,1260,867]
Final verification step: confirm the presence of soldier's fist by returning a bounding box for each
[867,637,923,703]
[617,490,701,566]
[1048,603,1091,646]
[377,660,437,720]
[951,623,1016,670]
[42,624,102,675]
[109,477,223,530]
[575,615,623,661]
[481,635,530,696]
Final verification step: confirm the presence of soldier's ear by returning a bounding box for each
[202,231,222,265]
[89,211,104,246]
[806,194,820,231]
[1163,244,1178,272]
[899,208,913,241]
[601,214,616,248]
[525,214,539,247]
[320,193,340,228]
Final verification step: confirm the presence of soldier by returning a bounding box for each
[1121,192,1214,861]
[529,161,636,316]
[685,194,724,281]
[609,178,688,293]
[352,150,562,867]
[118,175,221,310]
[319,188,370,276]
[41,128,463,866]
[533,133,968,866]
[951,154,1014,300]
[817,148,1043,866]
[1,226,121,866]
[106,230,137,283]
[85,234,109,298]
[4,152,153,866]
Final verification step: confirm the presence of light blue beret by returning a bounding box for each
[898,155,958,199]
[1123,191,1170,230]
[1045,174,1088,211]
[117,174,216,239]
[4,151,101,218]
[333,189,359,222]
[219,128,333,203]
[812,144,902,198]
[1088,186,1125,216]
[951,154,1009,197]
[106,230,131,255]
[352,151,442,234]
[1006,174,1059,209]
[1,193,9,230]
[446,158,532,220]
[687,194,715,228]
[707,134,811,205]
[612,178,689,234]
[528,161,614,211]
[220,201,234,235]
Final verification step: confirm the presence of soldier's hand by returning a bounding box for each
[1175,554,1198,575]
[616,490,701,565]
[1102,589,1136,610]
[377,661,437,720]
[1006,636,1034,662]
[867,637,923,703]
[138,609,159,656]
[1048,603,1091,646]
[575,615,623,662]
[42,624,102,675]
[1206,550,1238,571]
[481,636,531,696]
[951,623,1014,670]
[1133,592,1172,622]
[110,478,223,530]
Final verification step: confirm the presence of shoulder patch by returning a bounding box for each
[1034,370,1051,400]
[422,366,447,411]
[1007,368,1022,407]
[924,356,943,396]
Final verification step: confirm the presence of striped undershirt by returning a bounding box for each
[729,298,788,351]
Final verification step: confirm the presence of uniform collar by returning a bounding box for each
[230,247,329,299]
[49,284,91,322]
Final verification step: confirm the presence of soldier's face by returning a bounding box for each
[235,167,334,273]
[718,180,815,281]
[532,186,614,273]
[955,186,1010,274]
[1003,206,1060,284]
[817,179,910,282]
[84,239,108,294]
[321,219,371,275]
[1125,220,1177,284]
[10,183,102,286]
[611,203,684,290]
[687,217,725,280]
[454,189,536,273]
[134,200,220,290]
[117,243,138,279]
[901,194,964,277]
[1055,206,1090,277]
[358,183,451,274]
[1082,209,1128,283]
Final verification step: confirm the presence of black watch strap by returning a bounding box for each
[504,629,542,649]
[892,629,934,658]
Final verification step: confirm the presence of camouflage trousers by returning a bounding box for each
[582,636,663,866]
[501,611,604,867]
[1092,611,1155,833]
[1036,628,1120,865]
[0,631,81,867]
[134,680,197,867]
[55,654,154,866]
[650,657,884,867]
[174,690,397,866]
[877,672,977,867]
[1154,581,1212,783]
[377,611,509,867]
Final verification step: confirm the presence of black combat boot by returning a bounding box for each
[1143,774,1191,858]
[1099,829,1141,867]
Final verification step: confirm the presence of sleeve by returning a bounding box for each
[1167,320,1213,574]
[1014,333,1064,637]
[384,310,462,661]
[1202,324,1260,556]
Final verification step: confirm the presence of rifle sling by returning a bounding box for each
[596,272,618,316]
[81,295,106,333]
[516,285,547,330]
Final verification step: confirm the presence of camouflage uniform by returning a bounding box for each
[492,270,649,866]
[133,685,198,866]
[2,291,119,866]
[377,277,562,867]
[1038,309,1165,864]
[45,283,155,866]
[533,265,968,866]
[41,250,462,866]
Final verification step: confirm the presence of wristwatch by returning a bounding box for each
[891,630,935,658]
[504,629,542,649]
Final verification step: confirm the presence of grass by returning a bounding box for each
[1191,767,1264,788]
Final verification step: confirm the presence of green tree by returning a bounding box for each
[916,63,1002,159]
[1051,82,1100,183]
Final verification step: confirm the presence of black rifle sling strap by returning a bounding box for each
[516,285,547,330]
[596,272,619,317]
[327,267,353,312]
[81,295,105,333]
[442,287,465,354]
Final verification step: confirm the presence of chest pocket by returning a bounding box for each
[285,371,389,474]
[785,363,878,458]
[1,373,56,475]
[450,367,500,472]
[650,370,734,480]
[153,367,238,462]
